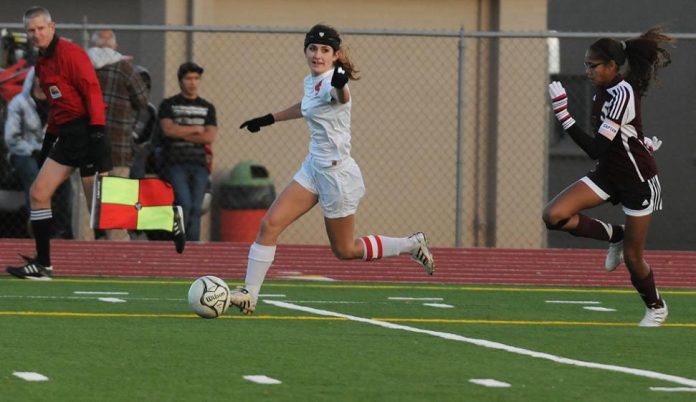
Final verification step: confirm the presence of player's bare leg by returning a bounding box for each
[544,180,625,270]
[324,216,435,275]
[230,181,318,315]
[543,180,605,232]
[324,214,363,259]
[624,214,667,326]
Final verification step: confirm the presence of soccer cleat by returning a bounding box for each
[173,205,186,254]
[409,232,436,275]
[228,287,256,315]
[6,256,53,280]
[639,300,668,327]
[604,240,624,272]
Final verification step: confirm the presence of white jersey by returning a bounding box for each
[301,69,352,167]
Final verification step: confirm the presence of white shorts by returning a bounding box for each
[293,154,365,219]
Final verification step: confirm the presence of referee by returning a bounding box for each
[6,7,111,279]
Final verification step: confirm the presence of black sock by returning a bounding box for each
[568,214,611,241]
[31,209,53,267]
[609,224,624,243]
[630,270,663,309]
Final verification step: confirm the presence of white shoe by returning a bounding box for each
[639,300,668,327]
[409,232,435,275]
[604,240,623,272]
[228,287,256,315]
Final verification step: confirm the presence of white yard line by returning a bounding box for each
[74,291,129,295]
[243,375,282,385]
[0,295,117,301]
[13,372,49,382]
[650,387,696,392]
[583,306,617,312]
[423,303,454,308]
[388,297,444,301]
[264,300,696,388]
[276,275,335,282]
[469,378,511,388]
[98,297,127,303]
[545,300,601,304]
[283,300,366,304]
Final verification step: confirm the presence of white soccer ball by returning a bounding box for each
[188,275,230,318]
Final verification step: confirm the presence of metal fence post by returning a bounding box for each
[81,15,89,49]
[454,27,466,248]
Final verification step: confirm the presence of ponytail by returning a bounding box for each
[337,45,360,81]
[623,26,673,96]
[589,26,674,96]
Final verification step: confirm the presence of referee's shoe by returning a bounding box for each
[173,206,186,254]
[6,255,53,280]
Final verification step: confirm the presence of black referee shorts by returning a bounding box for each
[49,117,113,177]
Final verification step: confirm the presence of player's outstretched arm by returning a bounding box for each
[240,103,302,133]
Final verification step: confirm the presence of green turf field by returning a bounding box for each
[1,277,695,401]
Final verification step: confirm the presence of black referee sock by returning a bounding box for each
[31,209,53,267]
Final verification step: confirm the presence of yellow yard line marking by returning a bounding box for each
[1,311,695,327]
[0,311,345,320]
[5,277,696,295]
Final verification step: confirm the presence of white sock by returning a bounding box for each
[244,243,276,299]
[360,235,413,260]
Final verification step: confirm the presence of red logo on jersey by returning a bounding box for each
[314,80,323,94]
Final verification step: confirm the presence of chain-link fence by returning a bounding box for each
[1,24,693,249]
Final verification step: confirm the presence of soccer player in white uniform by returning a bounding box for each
[232,24,435,315]
[544,27,673,326]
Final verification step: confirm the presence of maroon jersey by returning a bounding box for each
[35,36,106,134]
[591,75,657,183]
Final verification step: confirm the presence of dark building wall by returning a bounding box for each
[548,0,696,249]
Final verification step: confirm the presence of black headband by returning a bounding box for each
[304,28,341,51]
[592,38,626,66]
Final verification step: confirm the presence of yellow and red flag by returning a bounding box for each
[91,176,175,231]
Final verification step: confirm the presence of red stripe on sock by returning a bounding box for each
[374,235,383,259]
[362,236,373,260]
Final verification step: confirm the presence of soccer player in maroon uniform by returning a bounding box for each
[6,7,112,279]
[543,27,673,326]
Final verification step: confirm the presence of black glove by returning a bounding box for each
[38,134,58,166]
[239,113,275,133]
[331,62,349,89]
[87,125,112,164]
